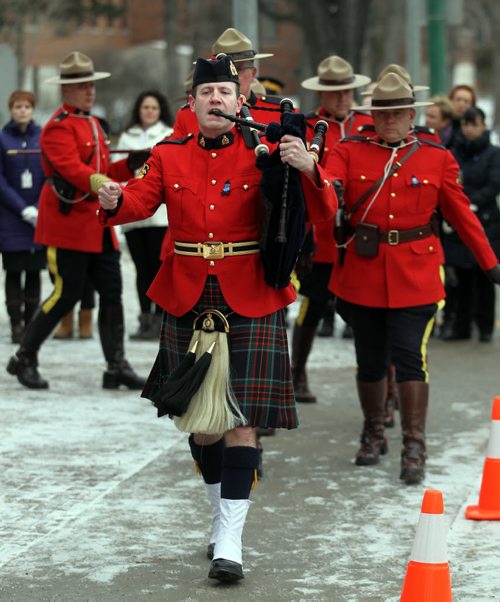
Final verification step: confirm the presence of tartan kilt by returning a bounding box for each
[142,276,298,429]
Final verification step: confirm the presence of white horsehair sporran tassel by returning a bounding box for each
[174,309,247,434]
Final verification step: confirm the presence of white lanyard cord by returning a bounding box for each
[337,138,418,249]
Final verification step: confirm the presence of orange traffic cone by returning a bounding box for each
[400,489,452,602]
[465,396,500,520]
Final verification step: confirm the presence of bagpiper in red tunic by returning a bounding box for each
[99,130,336,318]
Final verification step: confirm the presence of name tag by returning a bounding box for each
[21,169,33,189]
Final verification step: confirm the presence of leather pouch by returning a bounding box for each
[355,223,379,257]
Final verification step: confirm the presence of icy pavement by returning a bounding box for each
[1,250,500,601]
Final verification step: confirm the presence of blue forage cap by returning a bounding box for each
[192,53,240,88]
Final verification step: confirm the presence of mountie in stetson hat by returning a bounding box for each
[301,55,371,91]
[192,53,240,88]
[212,27,274,62]
[353,73,433,111]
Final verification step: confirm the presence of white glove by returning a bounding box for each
[21,205,38,227]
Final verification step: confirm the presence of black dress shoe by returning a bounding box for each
[207,543,215,560]
[208,558,244,582]
[7,355,49,389]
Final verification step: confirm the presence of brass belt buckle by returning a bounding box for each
[202,241,225,259]
[388,230,399,245]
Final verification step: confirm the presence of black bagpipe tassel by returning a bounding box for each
[150,337,217,418]
[160,309,247,434]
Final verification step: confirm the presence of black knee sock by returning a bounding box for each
[188,435,224,484]
[221,446,260,500]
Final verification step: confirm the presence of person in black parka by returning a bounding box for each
[442,106,500,341]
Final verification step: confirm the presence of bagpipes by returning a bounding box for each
[211,100,328,289]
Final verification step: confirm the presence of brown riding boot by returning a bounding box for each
[78,309,93,339]
[291,324,317,403]
[53,311,74,339]
[384,363,399,428]
[398,381,428,485]
[355,379,388,466]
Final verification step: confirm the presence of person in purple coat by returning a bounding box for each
[0,90,46,343]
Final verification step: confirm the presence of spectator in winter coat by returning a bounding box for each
[0,90,45,343]
[448,84,477,151]
[442,106,500,342]
[114,90,173,340]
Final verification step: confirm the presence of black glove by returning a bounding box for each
[485,264,500,285]
[127,150,150,172]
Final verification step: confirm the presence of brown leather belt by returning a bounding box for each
[378,223,434,246]
[174,240,260,259]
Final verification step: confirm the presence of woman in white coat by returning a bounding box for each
[117,90,173,339]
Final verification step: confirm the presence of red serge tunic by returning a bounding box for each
[99,130,337,317]
[35,104,132,252]
[306,109,373,264]
[327,136,498,308]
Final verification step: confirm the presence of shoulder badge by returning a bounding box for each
[357,123,375,133]
[341,135,371,143]
[258,95,282,107]
[414,125,435,135]
[156,133,194,146]
[53,111,69,123]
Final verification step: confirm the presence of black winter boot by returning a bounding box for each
[99,306,146,389]
[7,351,48,389]
[291,324,317,403]
[6,307,59,389]
[129,313,154,340]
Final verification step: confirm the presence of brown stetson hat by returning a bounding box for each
[353,73,433,111]
[44,51,111,85]
[301,55,371,91]
[361,63,429,96]
[211,28,273,62]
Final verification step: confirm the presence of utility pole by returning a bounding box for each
[405,0,422,88]
[427,0,448,94]
[232,0,259,50]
